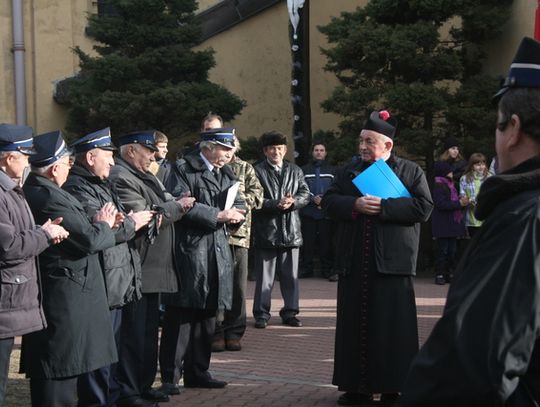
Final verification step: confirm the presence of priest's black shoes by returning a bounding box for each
[337,392,373,406]
[282,316,302,327]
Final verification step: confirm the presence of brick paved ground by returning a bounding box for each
[6,277,447,407]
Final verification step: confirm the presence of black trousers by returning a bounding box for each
[30,376,78,407]
[0,337,13,406]
[214,245,248,341]
[300,217,334,276]
[159,307,216,385]
[77,308,122,407]
[115,293,160,402]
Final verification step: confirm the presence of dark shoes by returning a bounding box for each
[435,274,446,285]
[337,392,373,406]
[254,318,267,329]
[117,398,158,407]
[184,378,228,389]
[142,388,169,402]
[328,273,339,282]
[282,317,302,327]
[211,338,226,352]
[226,338,242,351]
[158,382,181,396]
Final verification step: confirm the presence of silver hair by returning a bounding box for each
[0,151,23,160]
[199,141,217,151]
[31,152,71,175]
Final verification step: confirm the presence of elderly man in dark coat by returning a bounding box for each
[21,130,119,407]
[251,131,310,329]
[159,127,245,391]
[108,131,194,407]
[396,36,540,407]
[321,111,433,406]
[0,124,69,405]
[63,128,153,407]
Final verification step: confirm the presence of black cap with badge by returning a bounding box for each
[200,127,236,149]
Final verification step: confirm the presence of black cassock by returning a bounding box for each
[333,214,418,393]
[322,155,433,395]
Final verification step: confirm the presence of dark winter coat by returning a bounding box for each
[251,160,310,248]
[431,180,466,238]
[322,155,433,276]
[0,171,48,339]
[63,163,142,308]
[300,159,335,220]
[21,172,117,379]
[164,151,245,310]
[109,157,185,294]
[397,156,540,407]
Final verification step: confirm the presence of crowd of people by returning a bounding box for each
[0,36,539,407]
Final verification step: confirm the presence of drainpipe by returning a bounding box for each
[12,0,27,125]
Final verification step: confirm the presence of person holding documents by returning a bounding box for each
[160,127,245,390]
[321,110,433,406]
[251,131,310,329]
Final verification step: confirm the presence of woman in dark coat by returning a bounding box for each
[431,161,468,285]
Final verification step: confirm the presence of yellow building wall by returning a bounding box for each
[1,0,95,134]
[485,0,536,77]
[198,1,362,143]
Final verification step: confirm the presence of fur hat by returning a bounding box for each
[260,131,287,147]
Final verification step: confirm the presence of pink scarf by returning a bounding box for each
[435,176,463,223]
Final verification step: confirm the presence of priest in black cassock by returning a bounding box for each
[322,111,433,406]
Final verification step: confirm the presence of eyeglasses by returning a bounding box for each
[496,120,509,131]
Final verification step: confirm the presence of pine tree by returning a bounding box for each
[319,0,513,170]
[60,0,245,142]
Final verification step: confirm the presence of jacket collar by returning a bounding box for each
[69,162,105,184]
[476,155,540,220]
[0,170,16,192]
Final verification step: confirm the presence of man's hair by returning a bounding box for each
[199,141,216,151]
[499,88,540,143]
[312,141,327,151]
[0,151,22,161]
[30,152,71,175]
[201,112,223,131]
[154,131,168,144]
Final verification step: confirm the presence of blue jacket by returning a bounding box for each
[300,160,335,220]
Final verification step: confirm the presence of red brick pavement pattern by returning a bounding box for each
[7,278,448,407]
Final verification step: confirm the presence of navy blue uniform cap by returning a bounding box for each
[494,37,540,101]
[71,127,117,154]
[200,127,236,149]
[117,131,158,152]
[0,124,35,155]
[30,130,71,167]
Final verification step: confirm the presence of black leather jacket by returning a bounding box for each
[252,160,310,248]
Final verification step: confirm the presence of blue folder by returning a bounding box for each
[352,159,411,199]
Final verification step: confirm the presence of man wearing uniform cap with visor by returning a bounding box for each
[0,124,69,405]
